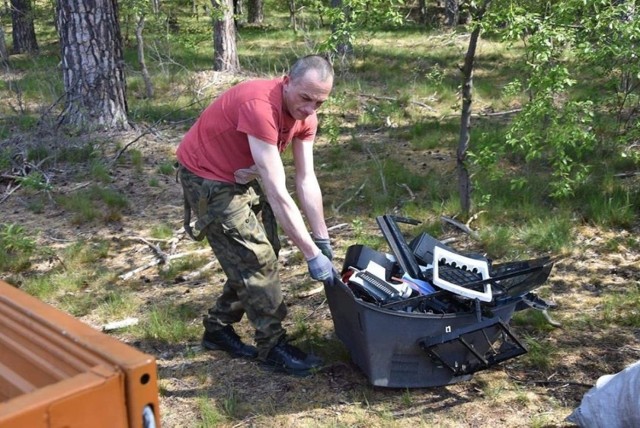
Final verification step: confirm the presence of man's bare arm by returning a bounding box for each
[248,135,319,260]
[291,138,329,240]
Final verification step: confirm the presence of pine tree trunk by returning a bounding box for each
[211,0,239,72]
[57,0,129,130]
[247,0,263,24]
[11,0,38,54]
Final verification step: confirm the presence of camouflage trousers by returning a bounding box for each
[177,164,286,357]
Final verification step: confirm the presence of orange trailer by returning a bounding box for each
[0,280,161,427]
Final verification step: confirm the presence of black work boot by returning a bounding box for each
[202,325,258,359]
[263,340,324,376]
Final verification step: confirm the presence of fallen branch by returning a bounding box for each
[333,179,367,214]
[477,108,522,117]
[102,317,139,332]
[441,215,480,240]
[507,373,592,388]
[397,183,416,201]
[614,171,640,178]
[0,182,21,204]
[133,237,169,264]
[443,108,522,119]
[297,285,325,298]
[177,260,217,281]
[59,181,92,194]
[328,223,349,232]
[118,249,211,280]
[466,210,485,229]
[302,298,327,321]
[359,93,435,111]
[542,309,562,327]
[112,131,152,164]
[119,258,162,280]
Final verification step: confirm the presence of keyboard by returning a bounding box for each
[424,264,484,289]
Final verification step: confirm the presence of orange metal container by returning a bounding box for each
[0,280,161,427]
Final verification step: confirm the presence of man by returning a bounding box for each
[176,55,335,376]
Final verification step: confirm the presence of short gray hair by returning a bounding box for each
[289,55,334,83]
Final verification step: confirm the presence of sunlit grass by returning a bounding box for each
[138,302,201,343]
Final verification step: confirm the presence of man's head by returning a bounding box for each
[283,55,334,120]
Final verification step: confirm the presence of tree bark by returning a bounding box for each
[11,0,38,54]
[288,0,296,31]
[0,25,9,64]
[233,0,242,15]
[135,14,154,99]
[457,0,491,217]
[418,0,427,25]
[445,0,459,27]
[211,0,239,72]
[56,0,130,130]
[247,0,263,24]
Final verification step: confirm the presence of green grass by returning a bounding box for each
[197,395,227,427]
[518,215,574,255]
[602,285,640,328]
[156,161,175,175]
[158,254,211,280]
[521,336,557,372]
[0,224,36,272]
[56,185,129,224]
[150,223,176,240]
[138,302,201,343]
[15,239,120,317]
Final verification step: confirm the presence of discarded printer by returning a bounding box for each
[323,215,556,388]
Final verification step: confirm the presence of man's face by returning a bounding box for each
[283,70,333,120]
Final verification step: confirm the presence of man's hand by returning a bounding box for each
[307,252,334,281]
[313,238,333,260]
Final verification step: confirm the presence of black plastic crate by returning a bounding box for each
[327,216,554,388]
[323,276,523,388]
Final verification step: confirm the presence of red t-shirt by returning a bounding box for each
[176,77,317,183]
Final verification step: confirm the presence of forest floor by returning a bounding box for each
[2,75,640,427]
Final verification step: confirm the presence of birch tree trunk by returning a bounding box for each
[57,0,130,130]
[135,14,154,99]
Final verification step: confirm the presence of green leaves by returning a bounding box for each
[316,0,404,53]
[474,0,640,200]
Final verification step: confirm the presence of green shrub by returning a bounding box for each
[0,224,36,272]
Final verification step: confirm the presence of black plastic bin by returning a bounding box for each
[323,275,524,388]
[324,215,554,388]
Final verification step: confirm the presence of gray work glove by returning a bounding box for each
[307,252,334,281]
[313,237,334,261]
